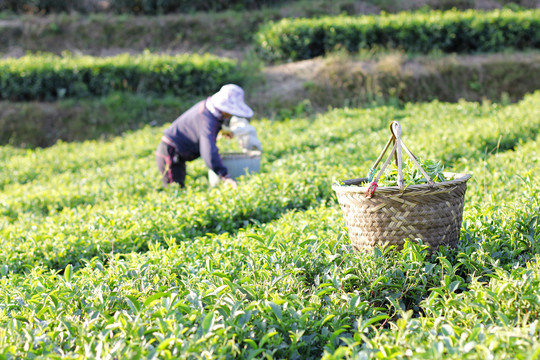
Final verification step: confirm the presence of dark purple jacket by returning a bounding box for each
[163,99,228,177]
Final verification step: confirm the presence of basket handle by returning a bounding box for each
[366,121,435,198]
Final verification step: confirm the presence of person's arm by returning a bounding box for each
[199,117,229,177]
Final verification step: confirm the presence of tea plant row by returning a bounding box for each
[0,53,243,101]
[1,93,539,273]
[2,9,540,103]
[0,134,538,358]
[255,9,540,61]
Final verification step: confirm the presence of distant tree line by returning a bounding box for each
[0,0,288,14]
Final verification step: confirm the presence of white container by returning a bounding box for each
[208,151,262,187]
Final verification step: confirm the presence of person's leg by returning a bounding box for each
[156,142,172,187]
[156,142,187,187]
[170,157,186,188]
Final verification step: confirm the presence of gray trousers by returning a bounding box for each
[155,142,186,187]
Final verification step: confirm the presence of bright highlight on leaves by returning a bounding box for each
[0,91,539,359]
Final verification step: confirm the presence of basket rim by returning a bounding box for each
[332,172,472,194]
[221,150,262,159]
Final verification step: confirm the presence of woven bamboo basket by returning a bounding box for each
[332,121,471,252]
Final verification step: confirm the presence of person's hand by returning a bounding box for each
[221,129,234,139]
[217,130,234,140]
[223,177,237,189]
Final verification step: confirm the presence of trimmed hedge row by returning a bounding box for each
[254,9,540,62]
[0,52,244,101]
[0,0,289,14]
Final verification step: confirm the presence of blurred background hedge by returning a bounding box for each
[255,9,540,62]
[0,52,245,101]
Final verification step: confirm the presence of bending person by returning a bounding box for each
[156,84,254,188]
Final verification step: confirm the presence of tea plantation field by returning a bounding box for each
[0,93,539,358]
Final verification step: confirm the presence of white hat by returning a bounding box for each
[210,84,254,118]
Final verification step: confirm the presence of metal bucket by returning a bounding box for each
[208,151,262,187]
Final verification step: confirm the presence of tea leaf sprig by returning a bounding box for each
[375,158,448,187]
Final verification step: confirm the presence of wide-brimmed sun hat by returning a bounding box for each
[210,84,254,118]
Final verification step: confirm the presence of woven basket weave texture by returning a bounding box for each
[333,173,471,251]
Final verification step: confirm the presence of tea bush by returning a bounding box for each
[0,53,243,101]
[255,9,540,61]
[1,92,539,271]
[0,93,539,358]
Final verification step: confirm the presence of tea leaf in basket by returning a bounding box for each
[378,158,447,187]
[352,158,448,187]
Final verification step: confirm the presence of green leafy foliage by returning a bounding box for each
[0,52,243,101]
[377,158,448,187]
[0,92,192,148]
[0,92,539,358]
[255,9,540,61]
